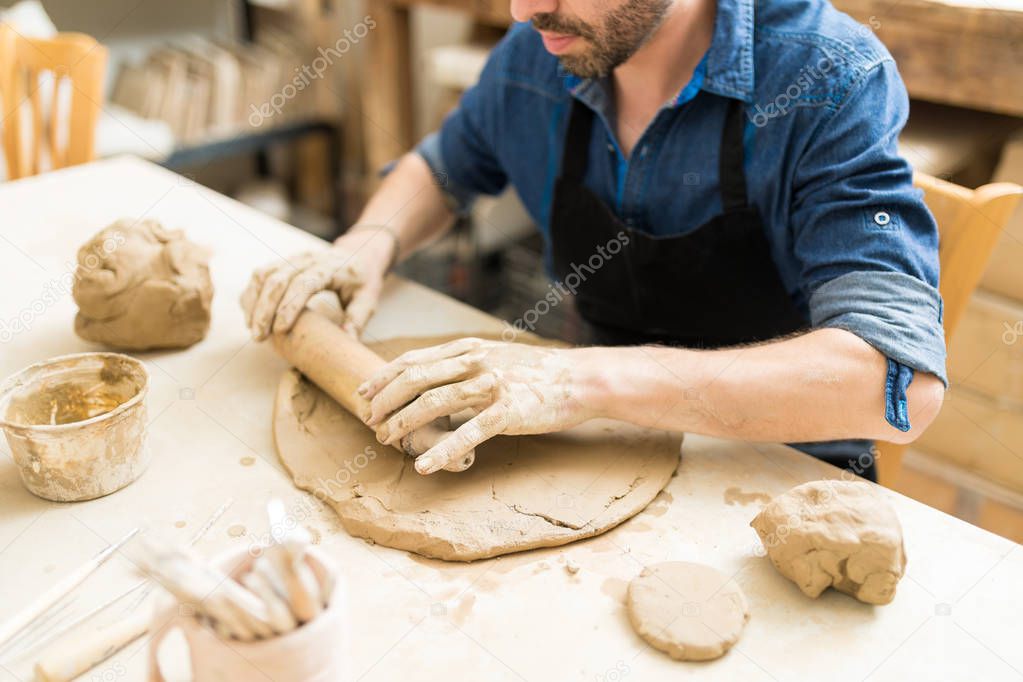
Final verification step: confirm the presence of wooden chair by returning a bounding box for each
[876,172,1023,485]
[0,28,107,179]
[0,23,18,177]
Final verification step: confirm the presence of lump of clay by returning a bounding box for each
[626,561,750,661]
[750,480,906,605]
[73,219,213,351]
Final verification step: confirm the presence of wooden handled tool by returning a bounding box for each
[137,543,274,641]
[265,500,322,623]
[27,502,231,681]
[272,310,474,472]
[241,571,297,635]
[33,612,148,682]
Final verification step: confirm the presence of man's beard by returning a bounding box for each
[533,0,673,78]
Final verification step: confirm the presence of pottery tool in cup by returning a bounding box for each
[29,501,232,682]
[146,543,345,682]
[136,499,330,642]
[264,499,324,623]
[241,569,298,634]
[140,543,276,641]
[35,497,335,682]
[0,528,139,651]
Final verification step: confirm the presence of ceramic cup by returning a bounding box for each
[148,545,347,682]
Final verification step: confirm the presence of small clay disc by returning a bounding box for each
[626,561,750,661]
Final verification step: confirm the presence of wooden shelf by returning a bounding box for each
[160,117,344,235]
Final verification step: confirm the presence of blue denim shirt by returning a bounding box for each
[416,0,948,431]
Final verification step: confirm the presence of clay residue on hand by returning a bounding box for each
[273,335,684,562]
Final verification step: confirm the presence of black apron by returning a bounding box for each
[548,96,876,480]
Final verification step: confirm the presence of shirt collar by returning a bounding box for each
[559,0,755,104]
[701,0,755,102]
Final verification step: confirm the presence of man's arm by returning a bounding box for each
[358,328,945,474]
[241,153,455,339]
[350,152,457,261]
[242,28,509,339]
[582,328,944,445]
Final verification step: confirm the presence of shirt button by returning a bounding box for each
[607,143,615,153]
[874,211,891,226]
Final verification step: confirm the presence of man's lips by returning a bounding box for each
[539,31,578,54]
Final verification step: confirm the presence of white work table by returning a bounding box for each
[0,157,1019,681]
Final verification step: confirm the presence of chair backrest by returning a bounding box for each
[0,23,17,178]
[915,172,1023,340]
[876,173,1023,485]
[0,29,107,180]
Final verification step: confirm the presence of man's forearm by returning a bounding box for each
[580,328,945,444]
[346,153,457,262]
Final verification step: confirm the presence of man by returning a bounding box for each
[242,0,947,481]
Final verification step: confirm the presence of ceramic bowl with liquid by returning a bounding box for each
[0,352,150,501]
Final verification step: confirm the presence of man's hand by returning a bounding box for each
[240,227,398,340]
[357,338,601,474]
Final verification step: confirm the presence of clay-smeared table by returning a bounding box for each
[0,158,1020,682]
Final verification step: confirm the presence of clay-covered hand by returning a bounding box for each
[240,228,395,340]
[357,338,599,474]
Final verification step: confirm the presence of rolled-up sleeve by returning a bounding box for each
[414,40,510,214]
[790,59,948,390]
[809,271,946,384]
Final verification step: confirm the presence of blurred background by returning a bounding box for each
[1,0,1022,543]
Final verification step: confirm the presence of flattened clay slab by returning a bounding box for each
[627,561,750,661]
[272,335,682,561]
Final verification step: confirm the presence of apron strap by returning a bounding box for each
[560,98,595,182]
[719,98,750,211]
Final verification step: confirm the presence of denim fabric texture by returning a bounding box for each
[415,0,948,429]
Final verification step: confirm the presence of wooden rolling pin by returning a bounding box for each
[272,310,474,472]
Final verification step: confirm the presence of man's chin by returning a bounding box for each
[557,54,607,79]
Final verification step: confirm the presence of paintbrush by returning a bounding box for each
[31,501,259,682]
[0,528,139,650]
[10,499,233,662]
[0,597,78,658]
